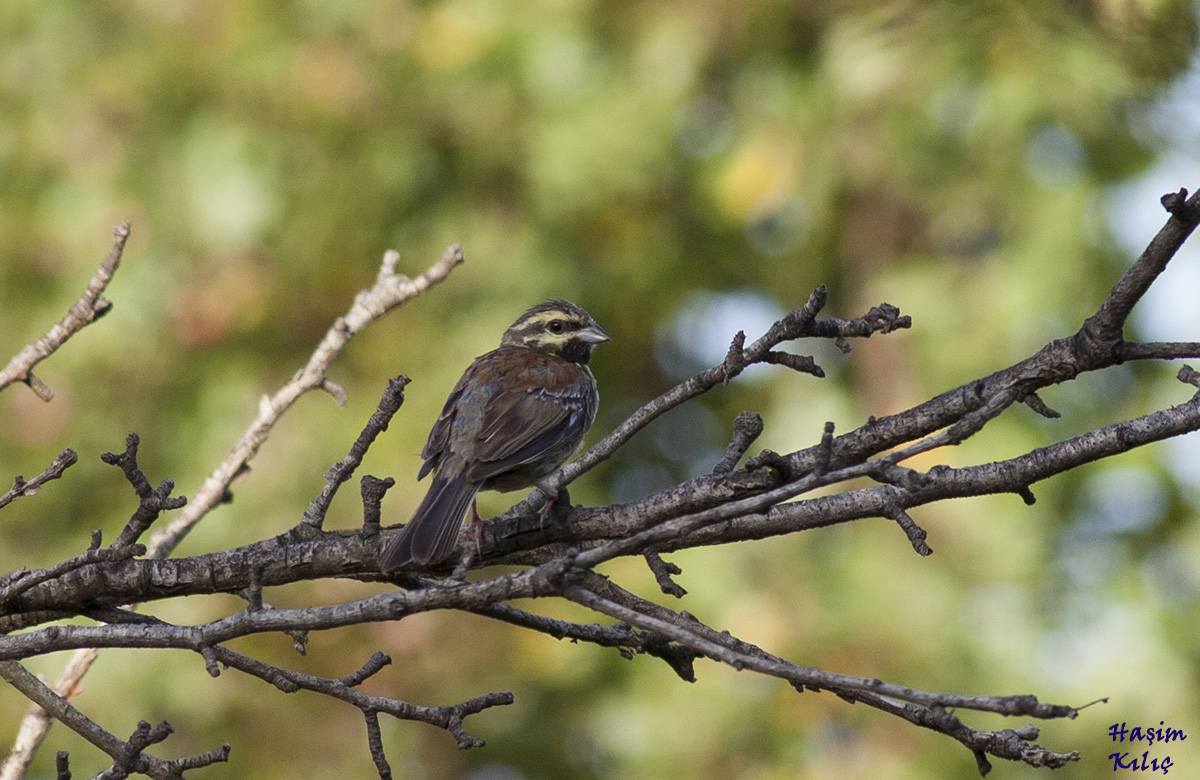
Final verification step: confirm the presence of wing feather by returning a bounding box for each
[417,346,596,486]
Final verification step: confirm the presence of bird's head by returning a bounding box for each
[500,300,610,364]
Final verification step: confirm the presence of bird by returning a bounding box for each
[379,300,609,571]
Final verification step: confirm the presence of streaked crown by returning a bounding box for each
[500,300,610,364]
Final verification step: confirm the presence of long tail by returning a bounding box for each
[378,470,479,571]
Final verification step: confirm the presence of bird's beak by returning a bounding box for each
[578,322,611,344]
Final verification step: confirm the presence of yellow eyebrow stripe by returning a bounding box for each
[519,311,574,328]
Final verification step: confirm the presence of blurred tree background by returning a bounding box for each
[2,1,1200,778]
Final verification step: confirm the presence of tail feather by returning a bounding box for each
[379,471,479,571]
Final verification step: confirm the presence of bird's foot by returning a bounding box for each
[534,483,570,532]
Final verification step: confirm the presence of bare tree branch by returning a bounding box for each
[203,644,511,749]
[712,411,764,474]
[0,544,143,607]
[301,375,410,531]
[147,243,463,556]
[0,649,91,780]
[1,242,463,780]
[101,434,187,551]
[0,450,78,513]
[3,189,1199,775]
[0,223,129,402]
[5,376,1200,623]
[0,661,229,780]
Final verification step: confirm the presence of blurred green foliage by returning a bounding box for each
[2,1,1200,778]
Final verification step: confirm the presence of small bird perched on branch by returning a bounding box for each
[379,300,610,570]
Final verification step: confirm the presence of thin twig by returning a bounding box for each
[101,433,187,550]
[204,643,509,749]
[0,450,78,512]
[301,376,409,530]
[0,223,130,401]
[712,412,764,474]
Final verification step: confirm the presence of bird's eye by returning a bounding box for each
[548,319,566,334]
